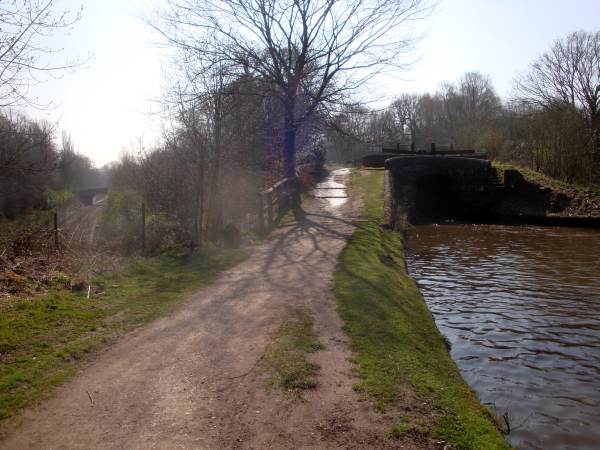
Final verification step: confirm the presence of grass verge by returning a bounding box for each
[263,312,323,396]
[0,247,247,420]
[334,169,509,450]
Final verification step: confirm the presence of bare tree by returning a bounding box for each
[392,93,421,147]
[456,72,501,147]
[0,0,84,107]
[151,0,432,178]
[458,72,500,121]
[515,31,599,119]
[515,31,600,158]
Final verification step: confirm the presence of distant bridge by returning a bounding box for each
[76,187,108,206]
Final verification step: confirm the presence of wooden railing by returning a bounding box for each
[257,177,298,233]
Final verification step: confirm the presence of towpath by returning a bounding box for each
[0,169,422,450]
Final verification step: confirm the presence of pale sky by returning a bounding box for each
[21,0,600,167]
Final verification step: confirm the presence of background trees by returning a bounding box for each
[326,71,502,153]
[514,30,600,183]
[0,113,111,219]
[0,112,55,218]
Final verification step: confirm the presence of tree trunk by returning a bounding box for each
[283,100,296,180]
[207,93,223,242]
[193,137,205,247]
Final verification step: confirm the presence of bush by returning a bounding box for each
[99,190,143,254]
[46,189,73,209]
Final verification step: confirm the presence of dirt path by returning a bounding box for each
[0,169,419,450]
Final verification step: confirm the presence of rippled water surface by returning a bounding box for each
[405,224,600,450]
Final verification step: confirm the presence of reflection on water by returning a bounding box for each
[313,168,349,210]
[405,224,600,450]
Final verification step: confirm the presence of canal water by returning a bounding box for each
[405,224,600,450]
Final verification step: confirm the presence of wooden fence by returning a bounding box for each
[257,177,298,234]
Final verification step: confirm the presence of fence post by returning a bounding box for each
[287,178,295,210]
[276,187,282,217]
[266,191,273,227]
[141,202,146,254]
[53,211,59,251]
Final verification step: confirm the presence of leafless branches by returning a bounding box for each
[392,93,420,146]
[514,30,600,177]
[0,0,86,108]
[515,31,599,123]
[149,0,433,176]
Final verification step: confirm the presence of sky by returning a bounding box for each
[21,0,600,167]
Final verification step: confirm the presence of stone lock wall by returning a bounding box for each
[383,156,499,229]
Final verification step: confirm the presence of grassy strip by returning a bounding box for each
[263,312,323,395]
[493,161,600,197]
[335,169,509,450]
[0,248,247,420]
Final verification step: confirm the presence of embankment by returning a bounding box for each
[334,169,509,450]
[493,162,600,225]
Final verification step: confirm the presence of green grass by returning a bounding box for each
[389,422,429,439]
[493,161,600,197]
[263,312,323,395]
[334,169,509,450]
[0,247,247,420]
